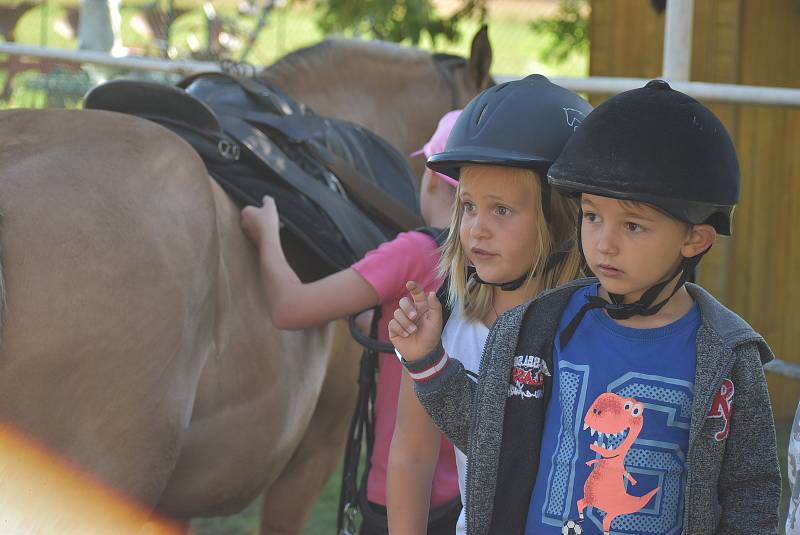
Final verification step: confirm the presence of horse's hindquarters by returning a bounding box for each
[0,109,219,505]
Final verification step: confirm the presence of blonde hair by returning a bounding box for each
[438,165,583,322]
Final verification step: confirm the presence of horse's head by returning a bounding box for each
[259,27,494,178]
[432,25,495,109]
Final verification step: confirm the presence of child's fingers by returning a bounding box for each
[388,318,412,339]
[241,205,256,219]
[398,295,421,321]
[392,305,418,335]
[405,280,428,307]
[426,291,441,313]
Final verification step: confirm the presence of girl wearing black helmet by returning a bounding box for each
[386,75,592,535]
[391,80,781,535]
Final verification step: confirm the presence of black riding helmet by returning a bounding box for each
[549,80,741,348]
[548,79,739,235]
[427,74,593,290]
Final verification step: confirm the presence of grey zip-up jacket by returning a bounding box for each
[409,279,781,534]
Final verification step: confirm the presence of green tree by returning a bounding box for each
[305,0,488,45]
[530,0,589,65]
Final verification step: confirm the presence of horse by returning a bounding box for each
[0,30,492,534]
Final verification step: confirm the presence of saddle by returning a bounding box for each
[83,72,423,277]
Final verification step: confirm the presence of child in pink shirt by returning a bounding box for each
[241,110,463,534]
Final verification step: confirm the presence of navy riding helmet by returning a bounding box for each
[427,74,594,183]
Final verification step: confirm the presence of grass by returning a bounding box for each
[191,460,342,535]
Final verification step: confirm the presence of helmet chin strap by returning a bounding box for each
[558,250,707,350]
[469,266,528,291]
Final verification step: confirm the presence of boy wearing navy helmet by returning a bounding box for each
[392,80,781,535]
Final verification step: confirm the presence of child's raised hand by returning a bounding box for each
[388,281,443,362]
[241,195,281,247]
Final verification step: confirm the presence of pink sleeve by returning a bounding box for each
[352,231,445,303]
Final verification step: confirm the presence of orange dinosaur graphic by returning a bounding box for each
[577,392,660,534]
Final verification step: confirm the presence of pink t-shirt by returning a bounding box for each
[351,230,459,508]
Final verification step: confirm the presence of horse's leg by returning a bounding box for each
[260,320,360,535]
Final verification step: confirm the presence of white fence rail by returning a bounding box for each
[0,43,220,76]
[497,75,800,108]
[765,359,800,381]
[2,43,800,107]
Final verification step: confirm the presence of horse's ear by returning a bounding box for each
[467,25,492,91]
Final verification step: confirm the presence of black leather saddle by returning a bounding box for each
[84,73,423,277]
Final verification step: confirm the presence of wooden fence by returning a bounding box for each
[590,0,800,420]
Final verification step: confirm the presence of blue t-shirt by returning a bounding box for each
[526,284,699,535]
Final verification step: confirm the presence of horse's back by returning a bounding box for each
[0,109,219,504]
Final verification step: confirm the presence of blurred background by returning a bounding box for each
[0,0,796,533]
[0,0,588,108]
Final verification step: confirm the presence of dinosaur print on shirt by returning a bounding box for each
[577,393,660,534]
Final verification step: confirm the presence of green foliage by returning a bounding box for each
[530,0,589,65]
[305,0,488,45]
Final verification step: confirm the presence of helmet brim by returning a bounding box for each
[427,147,553,181]
[548,177,734,235]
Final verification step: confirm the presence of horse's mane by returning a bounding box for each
[260,37,432,83]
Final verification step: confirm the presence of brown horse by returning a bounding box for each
[0,31,492,533]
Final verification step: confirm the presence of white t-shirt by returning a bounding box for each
[787,401,800,535]
[441,305,490,535]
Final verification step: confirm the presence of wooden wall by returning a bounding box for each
[590,0,800,420]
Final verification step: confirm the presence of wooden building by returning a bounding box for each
[590,0,800,420]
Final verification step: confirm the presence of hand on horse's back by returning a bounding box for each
[241,195,280,247]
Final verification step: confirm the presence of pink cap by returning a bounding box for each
[411,109,462,188]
